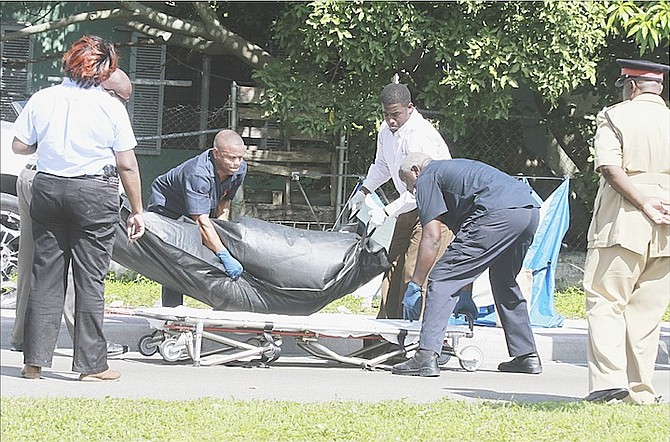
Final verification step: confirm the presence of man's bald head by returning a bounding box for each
[212,129,246,178]
[101,68,132,104]
[213,129,245,151]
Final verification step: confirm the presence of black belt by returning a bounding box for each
[71,174,119,185]
[36,171,119,184]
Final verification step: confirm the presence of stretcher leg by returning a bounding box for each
[298,338,383,369]
[128,308,484,371]
[195,330,276,367]
[296,338,419,371]
[193,321,203,367]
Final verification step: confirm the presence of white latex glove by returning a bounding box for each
[384,192,417,218]
[348,190,366,214]
[368,206,388,228]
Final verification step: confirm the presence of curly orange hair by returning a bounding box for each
[61,35,118,88]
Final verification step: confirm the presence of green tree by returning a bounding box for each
[254,1,607,139]
[606,0,670,54]
[0,1,279,69]
[542,1,669,211]
[2,1,667,183]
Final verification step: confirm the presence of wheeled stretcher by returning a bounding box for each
[127,306,484,372]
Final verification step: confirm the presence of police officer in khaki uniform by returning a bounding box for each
[583,59,670,404]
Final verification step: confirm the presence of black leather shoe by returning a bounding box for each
[498,353,543,374]
[10,342,23,352]
[107,342,129,357]
[584,388,629,403]
[392,349,440,377]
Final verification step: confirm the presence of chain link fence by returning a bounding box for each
[445,115,591,251]
[144,104,231,150]
[147,103,591,251]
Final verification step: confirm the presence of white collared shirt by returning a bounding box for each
[12,78,136,177]
[363,109,451,216]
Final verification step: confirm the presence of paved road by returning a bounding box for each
[1,308,668,403]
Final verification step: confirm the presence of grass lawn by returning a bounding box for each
[2,277,668,441]
[2,396,668,441]
[103,274,670,321]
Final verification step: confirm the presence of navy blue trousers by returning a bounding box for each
[420,207,539,356]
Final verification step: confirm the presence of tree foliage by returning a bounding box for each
[0,1,277,69]
[2,1,667,174]
[606,0,670,54]
[253,1,608,141]
[542,1,669,207]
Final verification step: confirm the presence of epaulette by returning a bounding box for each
[601,99,630,113]
[602,103,625,144]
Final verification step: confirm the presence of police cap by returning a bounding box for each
[615,59,670,87]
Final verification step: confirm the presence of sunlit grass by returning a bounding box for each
[1,396,668,442]
[103,275,669,322]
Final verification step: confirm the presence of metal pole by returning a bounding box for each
[230,81,238,131]
[229,81,243,217]
[335,133,346,218]
[292,173,323,231]
[199,55,211,150]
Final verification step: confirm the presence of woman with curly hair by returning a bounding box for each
[12,35,145,382]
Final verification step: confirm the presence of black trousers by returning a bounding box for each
[161,287,184,307]
[420,207,539,356]
[23,173,119,374]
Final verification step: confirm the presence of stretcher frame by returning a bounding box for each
[125,307,484,372]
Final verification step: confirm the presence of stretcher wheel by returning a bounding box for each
[138,333,160,356]
[458,345,484,372]
[246,337,264,347]
[159,338,183,363]
[438,344,454,366]
[437,353,451,366]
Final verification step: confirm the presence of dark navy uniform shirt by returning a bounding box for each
[147,149,247,219]
[414,159,540,232]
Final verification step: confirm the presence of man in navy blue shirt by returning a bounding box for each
[148,129,247,306]
[392,152,542,377]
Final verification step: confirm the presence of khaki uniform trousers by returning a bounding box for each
[584,245,670,404]
[377,210,453,319]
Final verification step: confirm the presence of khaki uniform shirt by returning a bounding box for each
[587,93,670,257]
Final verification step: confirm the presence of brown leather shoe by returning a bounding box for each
[21,365,42,379]
[79,369,121,382]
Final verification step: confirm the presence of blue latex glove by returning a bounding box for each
[453,287,478,319]
[402,281,423,321]
[216,248,243,280]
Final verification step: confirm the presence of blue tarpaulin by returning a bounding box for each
[524,178,569,327]
[452,178,570,328]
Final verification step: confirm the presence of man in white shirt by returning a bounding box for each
[350,83,454,320]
